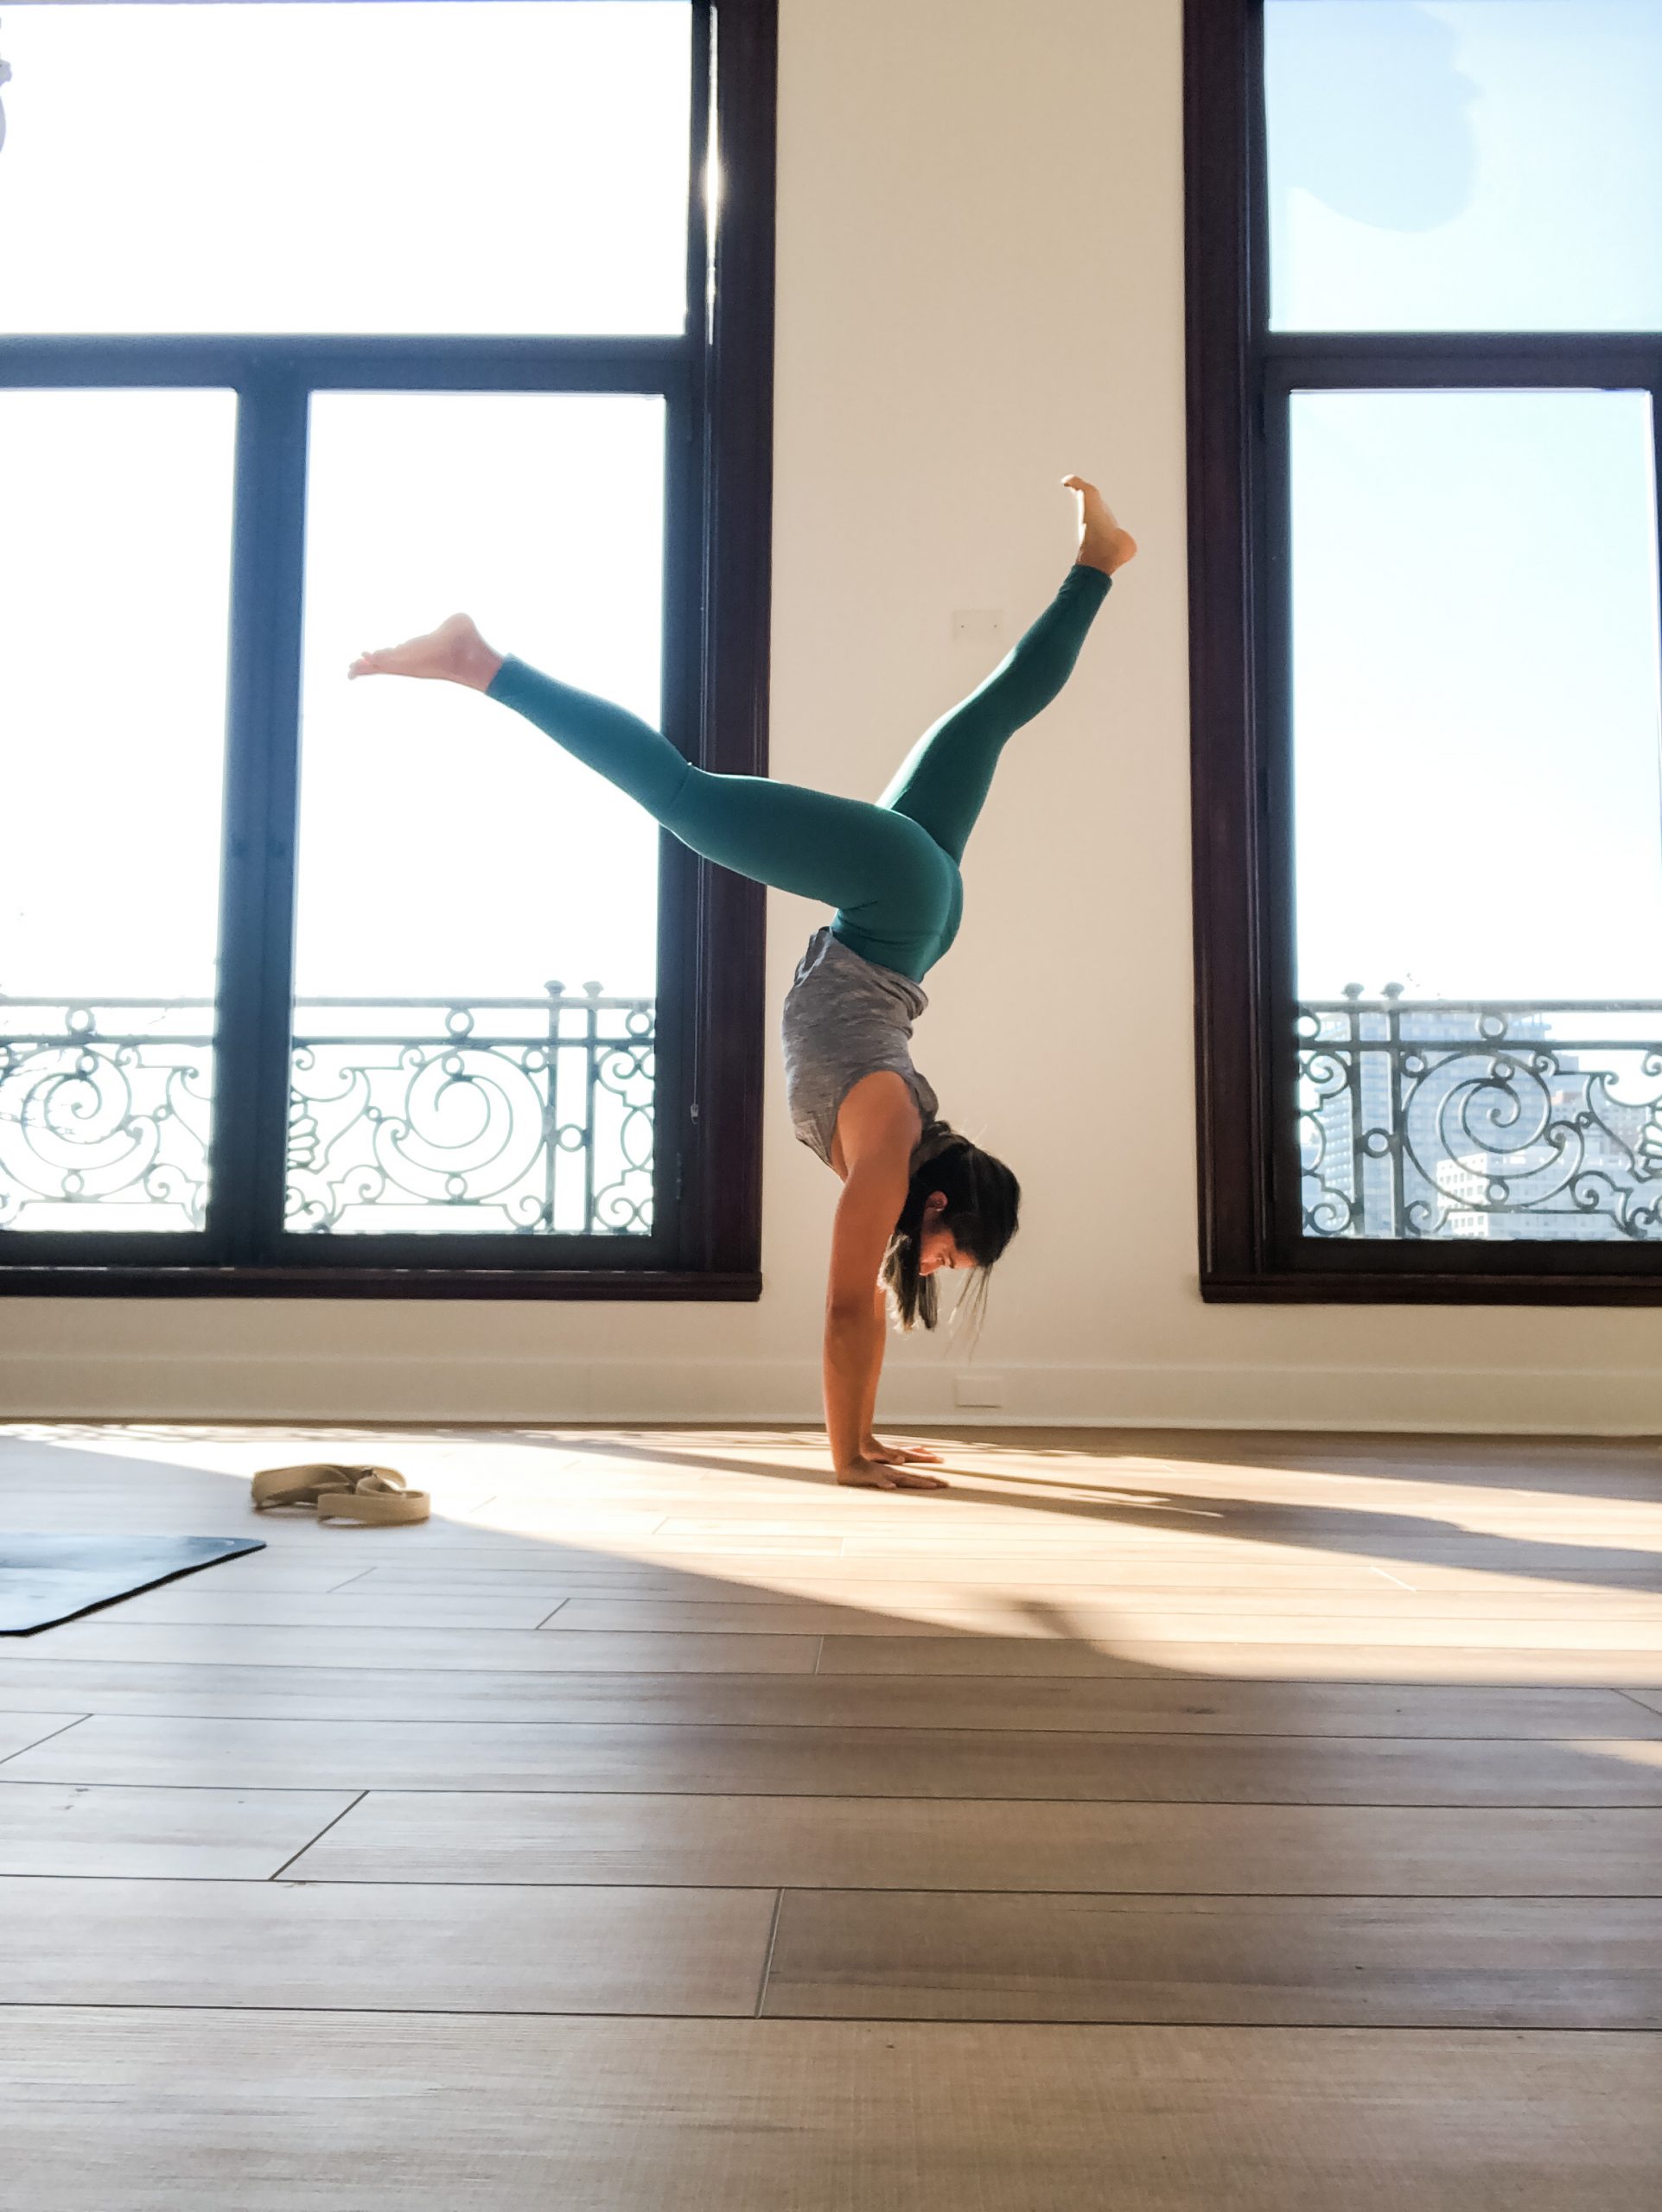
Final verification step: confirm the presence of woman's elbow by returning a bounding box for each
[824,1294,876,1338]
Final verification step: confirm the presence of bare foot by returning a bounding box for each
[347,613,504,692]
[1063,477,1137,576]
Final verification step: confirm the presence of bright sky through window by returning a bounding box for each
[1265,0,1662,334]
[1268,2,1662,1003]
[0,2,691,336]
[1289,389,1662,1001]
[0,389,237,999]
[0,4,688,1019]
[296,392,666,1006]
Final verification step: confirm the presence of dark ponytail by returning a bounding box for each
[880,1121,1021,1332]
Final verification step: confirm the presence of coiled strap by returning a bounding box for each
[251,1463,430,1526]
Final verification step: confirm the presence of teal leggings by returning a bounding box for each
[487,563,1110,982]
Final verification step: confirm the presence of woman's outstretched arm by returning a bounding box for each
[823,1160,906,1485]
[853,1280,945,1471]
[823,1078,948,1491]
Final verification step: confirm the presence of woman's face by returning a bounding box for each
[918,1194,973,1278]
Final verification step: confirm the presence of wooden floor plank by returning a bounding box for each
[134,1563,375,1595]
[331,1542,1662,1585]
[10,1623,818,1675]
[0,1713,85,1763]
[761,1891,1662,2025]
[404,1509,674,1541]
[2,2012,1657,2211]
[818,1618,1662,1657]
[10,1713,1661,1804]
[341,1531,850,1560]
[109,1589,566,1630]
[111,1590,1475,1638]
[0,1658,1647,1736]
[616,1544,1662,1585]
[35,1621,1659,1692]
[826,1518,1662,1552]
[850,1613,1662,1649]
[0,1877,774,2016]
[358,1558,1627,1592]
[818,1635,1662,1685]
[548,1591,1662,1631]
[281,1789,1662,1895]
[0,1782,360,1878]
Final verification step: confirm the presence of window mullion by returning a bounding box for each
[1652,355,1662,677]
[207,372,310,1265]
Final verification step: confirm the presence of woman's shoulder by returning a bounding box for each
[838,1068,922,1126]
[829,1071,925,1178]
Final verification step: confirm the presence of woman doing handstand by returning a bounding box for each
[349,477,1136,1490]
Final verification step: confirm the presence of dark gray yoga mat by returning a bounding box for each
[0,1535,265,1635]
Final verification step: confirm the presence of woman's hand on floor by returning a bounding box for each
[863,1435,945,1467]
[831,1459,946,1495]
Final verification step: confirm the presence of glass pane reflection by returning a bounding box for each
[1266,2,1662,332]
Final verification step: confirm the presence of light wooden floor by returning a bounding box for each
[3,1421,1661,2209]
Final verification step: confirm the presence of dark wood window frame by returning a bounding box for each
[1186,0,1662,1306]
[0,0,775,1302]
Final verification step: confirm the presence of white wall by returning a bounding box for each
[7,0,1662,1431]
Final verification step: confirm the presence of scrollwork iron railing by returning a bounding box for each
[19,980,1662,1245]
[1299,988,1662,1241]
[287,985,653,1236]
[0,996,213,1232]
[0,984,654,1236]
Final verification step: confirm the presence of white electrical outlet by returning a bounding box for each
[951,608,1004,643]
[952,1372,1006,1408]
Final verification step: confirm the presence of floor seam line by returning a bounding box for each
[264,1792,370,1882]
[0,1715,93,1768]
[753,1890,786,2017]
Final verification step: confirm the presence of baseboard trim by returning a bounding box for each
[3,1352,1661,1434]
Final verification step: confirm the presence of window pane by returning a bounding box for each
[0,390,235,1233]
[1289,389,1662,1241]
[1,2,691,337]
[288,391,663,1238]
[1265,2,1662,332]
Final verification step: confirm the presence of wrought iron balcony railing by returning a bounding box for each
[0,985,654,1237]
[10,982,1662,1246]
[1299,988,1662,1241]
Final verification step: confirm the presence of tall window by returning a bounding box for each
[1188,0,1662,1300]
[0,0,775,1298]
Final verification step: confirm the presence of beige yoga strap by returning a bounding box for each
[251,1463,430,1526]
